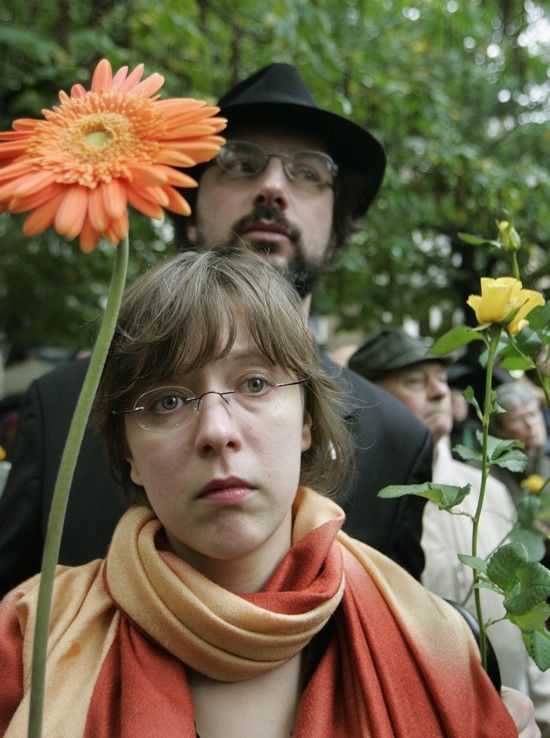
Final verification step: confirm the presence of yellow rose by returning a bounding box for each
[467,277,545,335]
[521,474,547,494]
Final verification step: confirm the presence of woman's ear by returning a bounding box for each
[301,410,312,452]
[124,447,144,487]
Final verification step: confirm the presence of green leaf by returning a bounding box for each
[490,449,529,473]
[530,630,550,671]
[509,528,546,563]
[453,445,483,463]
[484,435,525,463]
[462,386,483,421]
[430,327,485,355]
[503,562,550,615]
[527,303,550,332]
[508,602,550,632]
[499,350,536,372]
[516,494,542,528]
[457,232,497,247]
[378,482,470,510]
[457,554,487,573]
[486,542,527,590]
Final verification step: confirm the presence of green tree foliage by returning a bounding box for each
[0,0,548,353]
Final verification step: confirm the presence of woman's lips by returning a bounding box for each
[198,477,255,504]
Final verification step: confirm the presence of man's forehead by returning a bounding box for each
[387,360,448,381]
[226,122,329,153]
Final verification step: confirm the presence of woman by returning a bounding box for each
[0,250,517,736]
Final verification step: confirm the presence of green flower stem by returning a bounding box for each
[471,324,501,671]
[27,236,129,738]
[510,252,520,281]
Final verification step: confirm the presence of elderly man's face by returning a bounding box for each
[377,361,453,444]
[497,401,547,451]
[186,124,335,297]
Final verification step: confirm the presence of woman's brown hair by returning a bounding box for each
[95,248,352,504]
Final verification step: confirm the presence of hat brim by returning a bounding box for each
[220,101,386,217]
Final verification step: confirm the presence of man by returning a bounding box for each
[349,329,550,732]
[0,63,431,597]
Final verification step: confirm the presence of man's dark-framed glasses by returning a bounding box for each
[216,141,338,187]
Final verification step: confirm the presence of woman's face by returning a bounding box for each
[124,317,312,588]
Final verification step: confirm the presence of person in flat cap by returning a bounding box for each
[350,329,550,730]
[1,64,432,595]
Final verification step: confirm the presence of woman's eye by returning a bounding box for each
[151,394,185,414]
[238,376,271,395]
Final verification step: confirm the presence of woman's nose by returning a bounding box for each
[192,392,243,455]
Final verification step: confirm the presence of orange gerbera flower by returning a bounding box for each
[0,59,226,252]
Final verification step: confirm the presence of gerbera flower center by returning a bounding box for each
[84,129,112,150]
[65,113,135,163]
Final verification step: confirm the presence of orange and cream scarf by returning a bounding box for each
[1,487,515,737]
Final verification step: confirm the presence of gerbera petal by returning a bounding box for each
[111,66,129,90]
[0,130,37,141]
[103,179,127,219]
[162,186,191,216]
[0,178,23,204]
[13,170,58,199]
[10,182,66,213]
[54,185,89,238]
[0,160,36,183]
[155,165,197,188]
[160,108,224,131]
[70,83,87,99]
[79,215,101,253]
[23,190,66,235]
[154,98,206,112]
[117,64,144,93]
[91,59,113,93]
[132,74,165,99]
[12,119,40,131]
[155,150,196,167]
[126,163,168,186]
[126,185,164,219]
[131,182,170,207]
[158,140,224,161]
[109,210,129,242]
[0,141,30,160]
[103,225,119,244]
[88,185,110,232]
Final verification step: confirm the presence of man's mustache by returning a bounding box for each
[231,205,301,246]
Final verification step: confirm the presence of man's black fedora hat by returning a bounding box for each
[217,63,386,217]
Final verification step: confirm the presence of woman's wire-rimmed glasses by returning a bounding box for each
[112,377,307,433]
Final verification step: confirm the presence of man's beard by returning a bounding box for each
[196,205,328,299]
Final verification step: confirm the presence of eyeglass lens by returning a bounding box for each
[217,141,337,185]
[128,378,305,433]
